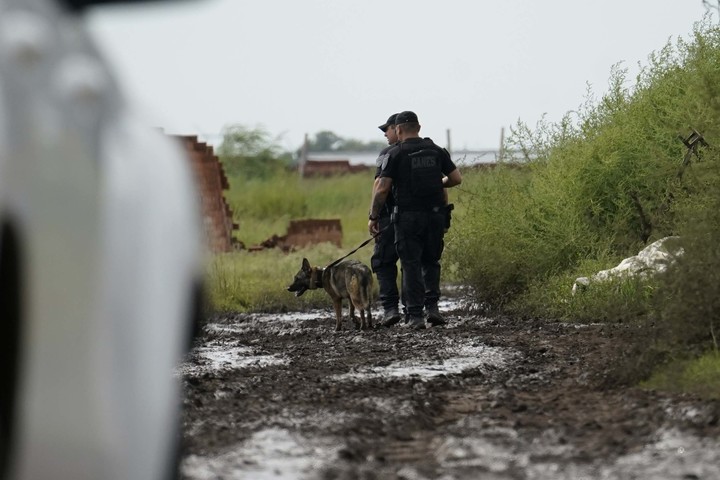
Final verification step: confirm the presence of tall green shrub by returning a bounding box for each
[446,18,720,312]
[653,144,720,352]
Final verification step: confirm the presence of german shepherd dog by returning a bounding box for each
[288,258,374,331]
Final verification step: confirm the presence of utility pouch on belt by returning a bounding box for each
[445,203,455,230]
[391,205,400,224]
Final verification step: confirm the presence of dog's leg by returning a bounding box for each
[366,306,373,329]
[359,308,367,330]
[333,299,343,331]
[349,303,360,330]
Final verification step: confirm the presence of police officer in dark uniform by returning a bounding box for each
[372,113,404,327]
[369,111,462,330]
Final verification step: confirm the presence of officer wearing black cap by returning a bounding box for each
[377,114,397,136]
[371,114,404,327]
[369,111,462,330]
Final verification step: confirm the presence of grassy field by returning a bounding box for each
[210,170,379,313]
[225,169,378,248]
[207,167,467,313]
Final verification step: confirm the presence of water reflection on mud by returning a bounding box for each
[179,297,720,480]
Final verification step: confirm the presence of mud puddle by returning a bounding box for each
[178,292,720,479]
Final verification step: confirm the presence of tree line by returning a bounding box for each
[217,125,384,179]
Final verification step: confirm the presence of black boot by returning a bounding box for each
[425,304,445,327]
[381,307,402,327]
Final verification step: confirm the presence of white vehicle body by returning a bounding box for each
[0,1,204,479]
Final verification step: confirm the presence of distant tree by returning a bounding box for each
[310,131,344,151]
[305,130,387,152]
[217,124,292,179]
[341,138,387,151]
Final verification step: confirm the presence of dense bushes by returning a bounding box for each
[446,19,720,313]
[653,147,720,352]
[446,23,720,396]
[444,19,720,392]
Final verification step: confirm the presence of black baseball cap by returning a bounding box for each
[394,111,419,125]
[378,113,398,132]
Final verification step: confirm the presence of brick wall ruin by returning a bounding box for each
[286,219,342,248]
[248,219,343,252]
[166,134,357,253]
[172,134,237,252]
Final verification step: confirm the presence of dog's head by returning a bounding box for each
[287,257,313,297]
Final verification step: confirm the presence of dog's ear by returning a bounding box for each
[302,258,311,271]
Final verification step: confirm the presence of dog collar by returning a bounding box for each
[310,268,324,289]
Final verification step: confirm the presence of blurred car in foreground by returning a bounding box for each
[0,0,204,478]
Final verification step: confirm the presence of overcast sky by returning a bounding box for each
[85,0,712,152]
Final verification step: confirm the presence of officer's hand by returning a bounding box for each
[368,219,379,235]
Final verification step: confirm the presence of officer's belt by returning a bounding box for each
[396,205,445,213]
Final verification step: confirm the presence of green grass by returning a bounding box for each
[641,351,720,399]
[508,269,658,324]
[212,169,378,313]
[207,227,376,313]
[225,170,376,247]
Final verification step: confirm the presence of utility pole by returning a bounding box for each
[446,129,452,157]
[498,127,505,161]
[300,133,308,178]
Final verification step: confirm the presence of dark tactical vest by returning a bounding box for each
[393,139,445,211]
[375,144,397,217]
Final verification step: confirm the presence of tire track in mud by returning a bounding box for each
[375,385,495,473]
[179,297,720,479]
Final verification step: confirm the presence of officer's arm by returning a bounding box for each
[443,169,462,188]
[369,177,392,219]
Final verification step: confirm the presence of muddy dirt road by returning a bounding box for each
[178,290,720,479]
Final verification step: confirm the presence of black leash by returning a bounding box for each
[326,223,391,269]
